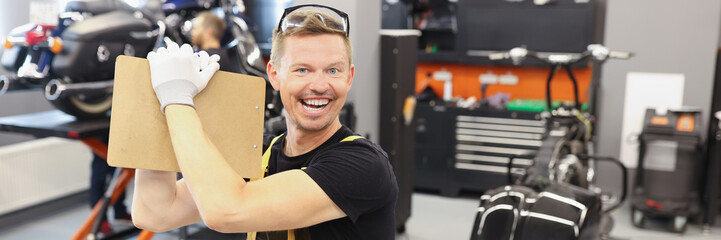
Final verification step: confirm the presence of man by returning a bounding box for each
[132,4,398,240]
[189,11,235,72]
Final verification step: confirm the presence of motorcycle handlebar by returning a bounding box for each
[488,52,508,61]
[609,51,632,59]
[489,44,632,65]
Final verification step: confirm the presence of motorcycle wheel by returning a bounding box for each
[49,92,112,119]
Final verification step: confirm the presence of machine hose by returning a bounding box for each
[579,154,628,213]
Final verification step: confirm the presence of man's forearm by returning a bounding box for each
[132,169,177,228]
[164,104,248,221]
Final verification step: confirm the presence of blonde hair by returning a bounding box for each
[270,10,352,67]
[195,11,226,40]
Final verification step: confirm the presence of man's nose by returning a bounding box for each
[308,73,331,92]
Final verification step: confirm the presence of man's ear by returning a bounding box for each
[267,61,280,91]
[203,30,214,42]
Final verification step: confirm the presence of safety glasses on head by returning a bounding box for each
[276,4,350,37]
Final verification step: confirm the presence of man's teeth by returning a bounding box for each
[302,99,329,111]
[304,105,321,111]
[303,99,329,106]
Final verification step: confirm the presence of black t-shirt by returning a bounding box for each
[204,48,237,73]
[261,126,398,240]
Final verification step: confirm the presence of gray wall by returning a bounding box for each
[597,0,720,160]
[0,0,56,146]
[595,0,721,190]
[294,0,381,142]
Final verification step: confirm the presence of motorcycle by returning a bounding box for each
[0,0,280,119]
[470,44,632,240]
[160,0,282,119]
[1,0,162,118]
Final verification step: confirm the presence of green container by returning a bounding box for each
[506,99,588,112]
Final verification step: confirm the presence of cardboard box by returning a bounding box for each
[108,56,265,179]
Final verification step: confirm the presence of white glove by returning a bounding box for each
[147,40,220,114]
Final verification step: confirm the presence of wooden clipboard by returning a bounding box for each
[107,55,265,179]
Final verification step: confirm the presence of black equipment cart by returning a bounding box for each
[632,107,704,233]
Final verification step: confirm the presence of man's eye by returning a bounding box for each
[329,68,338,74]
[297,68,308,74]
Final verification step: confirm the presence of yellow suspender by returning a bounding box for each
[247,134,363,240]
[340,135,364,142]
[257,134,284,180]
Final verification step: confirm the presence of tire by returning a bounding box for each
[396,224,406,233]
[49,92,112,119]
[670,216,687,233]
[631,207,645,228]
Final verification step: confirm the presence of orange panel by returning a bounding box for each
[651,116,669,125]
[677,113,695,132]
[416,62,593,103]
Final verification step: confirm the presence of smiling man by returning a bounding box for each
[131,4,398,240]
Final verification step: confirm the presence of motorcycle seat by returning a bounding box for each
[64,0,126,15]
[62,11,152,41]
